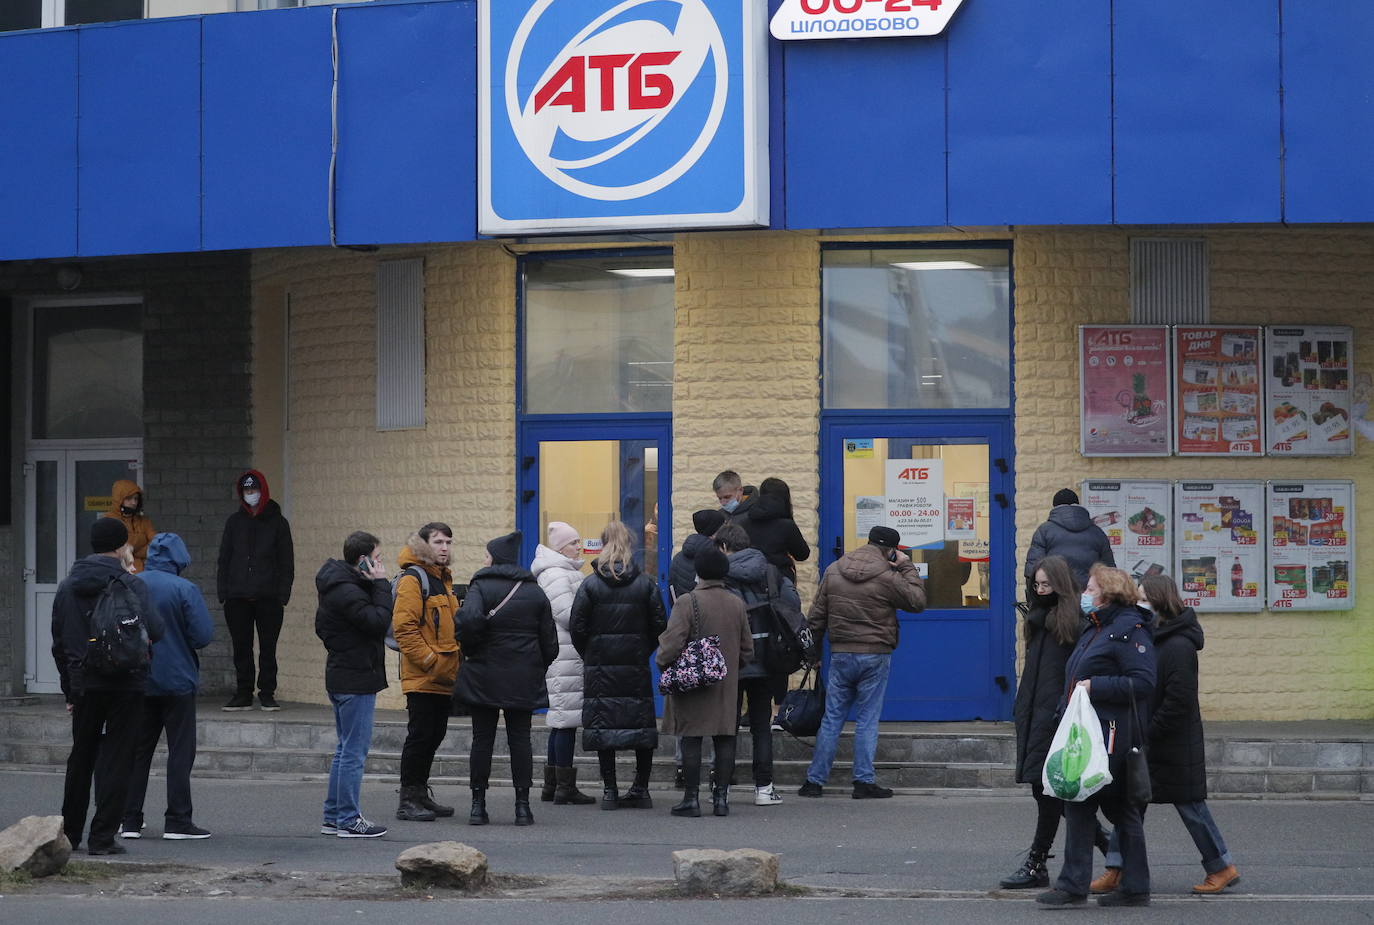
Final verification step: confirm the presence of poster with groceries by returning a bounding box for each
[1079,325,1172,456]
[1265,325,1354,456]
[1267,480,1355,611]
[1173,481,1265,612]
[1079,480,1172,583]
[1172,325,1264,456]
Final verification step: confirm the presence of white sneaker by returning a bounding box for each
[754,784,783,807]
[118,824,142,840]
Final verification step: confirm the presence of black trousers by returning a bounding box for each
[63,689,144,848]
[223,598,284,697]
[124,693,198,828]
[468,706,533,791]
[400,692,451,788]
[1030,782,1064,853]
[598,747,654,788]
[1057,789,1150,896]
[738,677,775,787]
[679,735,737,792]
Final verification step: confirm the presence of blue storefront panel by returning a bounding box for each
[202,6,333,251]
[0,30,78,259]
[1114,0,1281,225]
[77,19,202,257]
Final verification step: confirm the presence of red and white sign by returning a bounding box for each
[770,0,967,40]
[885,459,944,549]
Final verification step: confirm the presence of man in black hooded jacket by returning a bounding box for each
[1024,489,1115,587]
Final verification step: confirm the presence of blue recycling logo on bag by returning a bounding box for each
[479,0,768,234]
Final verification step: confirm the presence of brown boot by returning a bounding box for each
[1090,868,1121,894]
[1192,864,1240,894]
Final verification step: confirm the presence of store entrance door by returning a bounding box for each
[819,418,1014,720]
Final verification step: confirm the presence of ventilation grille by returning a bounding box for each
[376,258,425,431]
[1130,238,1209,324]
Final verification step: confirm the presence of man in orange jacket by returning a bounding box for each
[104,480,155,573]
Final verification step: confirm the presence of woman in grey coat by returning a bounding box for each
[657,546,753,818]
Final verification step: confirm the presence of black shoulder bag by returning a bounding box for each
[1124,680,1152,806]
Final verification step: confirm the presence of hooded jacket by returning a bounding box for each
[532,543,587,728]
[140,533,214,697]
[569,560,667,751]
[667,533,714,603]
[392,534,460,696]
[1012,590,1076,783]
[51,554,163,701]
[314,558,392,695]
[807,543,926,655]
[1146,607,1208,804]
[104,479,156,573]
[216,470,295,605]
[723,547,803,683]
[741,493,811,583]
[1024,504,1116,586]
[452,563,558,711]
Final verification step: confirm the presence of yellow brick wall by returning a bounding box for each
[1014,228,1374,720]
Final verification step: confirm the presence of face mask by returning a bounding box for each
[243,491,261,507]
[1080,592,1096,614]
[721,498,739,513]
[1139,602,1153,613]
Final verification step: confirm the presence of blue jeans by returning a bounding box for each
[806,652,892,786]
[1105,800,1233,874]
[323,692,376,827]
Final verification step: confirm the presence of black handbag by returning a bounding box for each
[1124,680,1153,806]
[775,666,825,738]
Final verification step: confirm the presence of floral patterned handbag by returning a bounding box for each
[657,592,728,695]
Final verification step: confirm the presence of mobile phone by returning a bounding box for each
[357,556,374,573]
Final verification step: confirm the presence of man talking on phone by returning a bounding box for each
[798,525,926,800]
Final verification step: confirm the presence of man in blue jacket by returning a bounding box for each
[122,533,215,840]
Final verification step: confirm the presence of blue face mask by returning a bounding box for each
[721,498,739,513]
[1080,592,1096,614]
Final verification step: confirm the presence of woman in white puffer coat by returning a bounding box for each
[533,522,596,805]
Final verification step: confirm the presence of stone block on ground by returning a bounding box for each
[0,815,72,877]
[395,841,488,890]
[672,848,779,896]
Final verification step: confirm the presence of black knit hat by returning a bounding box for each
[694,545,730,581]
[91,518,129,554]
[486,531,522,566]
[868,525,901,549]
[1053,488,1080,507]
[692,509,726,536]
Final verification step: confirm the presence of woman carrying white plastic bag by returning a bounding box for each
[1042,685,1112,802]
[1037,565,1157,909]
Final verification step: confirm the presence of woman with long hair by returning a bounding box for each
[739,476,811,584]
[1094,574,1239,895]
[569,521,667,810]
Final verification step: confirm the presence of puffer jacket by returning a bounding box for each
[667,533,714,603]
[392,535,460,696]
[724,547,803,683]
[216,470,294,605]
[807,543,926,654]
[570,560,667,751]
[140,533,214,697]
[1012,592,1075,783]
[533,543,586,728]
[452,564,558,711]
[742,493,811,583]
[1147,608,1207,804]
[1024,504,1116,586]
[104,479,156,573]
[314,558,392,695]
[51,554,163,701]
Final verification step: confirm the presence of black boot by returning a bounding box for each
[600,783,620,811]
[468,789,489,826]
[619,771,653,809]
[670,789,701,817]
[712,786,729,817]
[418,785,454,818]
[514,788,534,826]
[396,785,437,822]
[553,766,596,805]
[540,765,557,803]
[1000,846,1052,890]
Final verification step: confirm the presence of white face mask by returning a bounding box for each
[242,491,261,507]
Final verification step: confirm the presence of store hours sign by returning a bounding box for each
[771,0,967,39]
[479,0,769,234]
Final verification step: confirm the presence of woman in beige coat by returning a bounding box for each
[657,546,752,818]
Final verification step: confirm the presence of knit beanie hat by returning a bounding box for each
[1053,488,1080,507]
[91,518,129,554]
[547,522,579,552]
[694,545,730,581]
[868,525,901,549]
[692,509,726,536]
[486,531,523,566]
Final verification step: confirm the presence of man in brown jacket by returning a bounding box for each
[799,525,925,799]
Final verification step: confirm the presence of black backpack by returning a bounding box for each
[85,574,151,674]
[751,566,809,678]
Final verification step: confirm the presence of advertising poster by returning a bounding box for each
[1079,480,1172,583]
[952,481,990,562]
[945,498,976,540]
[1265,325,1354,456]
[1173,481,1265,612]
[1079,325,1172,456]
[1267,481,1355,611]
[886,459,944,550]
[1173,326,1264,456]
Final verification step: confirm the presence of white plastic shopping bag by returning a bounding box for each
[1042,686,1113,802]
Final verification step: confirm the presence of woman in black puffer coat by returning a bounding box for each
[741,477,811,584]
[570,521,667,811]
[453,531,559,827]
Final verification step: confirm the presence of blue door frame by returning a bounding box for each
[819,412,1017,721]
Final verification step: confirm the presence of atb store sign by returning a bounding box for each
[771,0,967,40]
[479,0,768,234]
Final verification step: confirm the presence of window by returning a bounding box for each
[31,302,143,440]
[822,247,1012,410]
[0,0,41,32]
[522,254,674,414]
[64,0,143,24]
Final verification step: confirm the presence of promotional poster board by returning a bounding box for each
[1079,325,1172,456]
[1265,325,1354,456]
[886,459,944,549]
[1080,480,1172,583]
[1267,480,1356,611]
[1172,326,1264,456]
[1173,481,1265,612]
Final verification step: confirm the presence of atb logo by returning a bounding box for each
[505,0,728,202]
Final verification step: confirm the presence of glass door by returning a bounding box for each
[820,418,1014,720]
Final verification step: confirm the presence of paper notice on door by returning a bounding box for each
[886,459,944,549]
[855,496,885,539]
[945,498,976,539]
